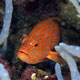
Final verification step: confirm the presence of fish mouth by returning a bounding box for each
[18,51,29,56]
[17,51,31,63]
[17,50,31,59]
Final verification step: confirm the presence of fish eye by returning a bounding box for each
[34,44,38,47]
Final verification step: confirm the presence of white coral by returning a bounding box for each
[55,63,63,80]
[0,63,11,80]
[59,43,80,58]
[55,43,80,80]
[0,0,13,79]
[0,0,13,52]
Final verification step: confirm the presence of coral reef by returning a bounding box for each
[55,43,80,80]
[20,68,38,80]
[0,57,12,76]
[55,63,63,80]
[0,0,13,78]
[0,63,10,80]
[69,0,80,17]
[42,76,57,80]
[0,0,13,45]
[0,0,80,80]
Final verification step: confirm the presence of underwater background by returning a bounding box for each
[0,0,80,80]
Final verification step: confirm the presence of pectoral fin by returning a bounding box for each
[47,51,65,64]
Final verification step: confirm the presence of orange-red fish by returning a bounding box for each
[17,18,64,64]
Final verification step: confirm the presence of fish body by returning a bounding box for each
[17,18,63,64]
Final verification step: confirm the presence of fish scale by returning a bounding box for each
[17,18,62,64]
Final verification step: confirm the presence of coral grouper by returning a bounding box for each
[17,18,64,64]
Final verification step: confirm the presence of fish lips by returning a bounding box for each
[17,51,31,63]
